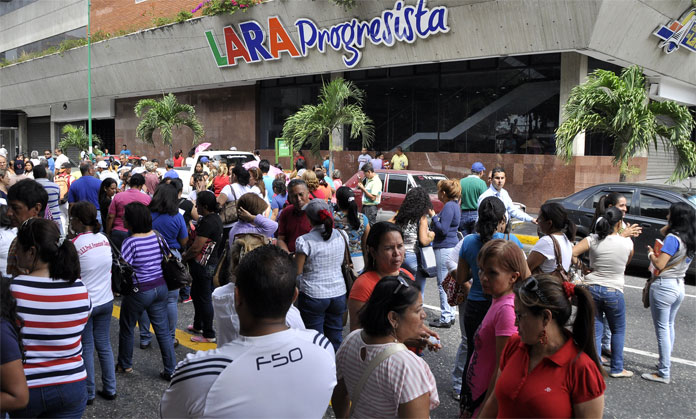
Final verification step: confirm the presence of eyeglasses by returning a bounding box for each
[521,276,550,305]
[393,275,411,294]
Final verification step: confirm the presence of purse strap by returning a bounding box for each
[349,342,407,417]
[339,229,352,267]
[657,254,687,276]
[549,234,565,273]
[153,230,170,259]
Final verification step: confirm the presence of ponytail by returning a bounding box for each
[595,207,622,241]
[476,196,506,244]
[539,202,576,242]
[336,186,360,230]
[17,218,80,282]
[321,215,333,241]
[572,285,604,374]
[52,239,80,282]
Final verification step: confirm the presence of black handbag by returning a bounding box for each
[339,231,357,293]
[154,231,193,290]
[108,236,138,295]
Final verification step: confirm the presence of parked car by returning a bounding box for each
[344,170,447,222]
[173,150,258,196]
[545,183,696,280]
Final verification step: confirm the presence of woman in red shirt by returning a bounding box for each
[173,150,184,168]
[212,163,230,196]
[479,275,606,418]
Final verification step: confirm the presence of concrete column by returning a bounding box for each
[18,113,27,154]
[559,52,588,156]
[330,72,344,151]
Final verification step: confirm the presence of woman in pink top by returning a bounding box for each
[105,173,151,250]
[461,239,530,417]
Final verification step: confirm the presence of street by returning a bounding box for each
[83,269,696,419]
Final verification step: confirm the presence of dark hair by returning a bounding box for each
[364,222,403,272]
[7,179,48,215]
[539,202,576,242]
[194,162,204,173]
[129,173,145,187]
[232,164,250,186]
[476,196,506,244]
[124,202,152,233]
[595,207,623,241]
[196,190,218,213]
[514,275,603,374]
[32,164,47,179]
[169,177,184,194]
[17,218,80,282]
[235,245,296,319]
[361,162,374,173]
[1,278,25,362]
[69,201,101,233]
[272,178,286,195]
[359,276,420,336]
[396,146,403,152]
[592,192,624,232]
[295,158,306,171]
[393,187,432,227]
[666,202,696,258]
[149,183,179,216]
[24,161,34,172]
[0,205,12,229]
[192,172,205,184]
[491,166,505,177]
[79,161,92,176]
[259,159,270,174]
[237,192,268,216]
[287,178,307,194]
[335,186,360,230]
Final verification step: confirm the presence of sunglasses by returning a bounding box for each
[393,274,411,295]
[521,276,550,305]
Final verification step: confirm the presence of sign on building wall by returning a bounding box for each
[653,8,696,54]
[205,0,450,69]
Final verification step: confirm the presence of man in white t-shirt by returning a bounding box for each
[53,148,70,170]
[160,245,336,418]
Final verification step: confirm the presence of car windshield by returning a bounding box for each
[686,193,696,208]
[412,174,447,194]
[198,154,255,168]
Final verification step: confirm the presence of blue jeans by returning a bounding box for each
[110,229,129,251]
[10,380,86,419]
[649,277,685,379]
[459,210,478,236]
[434,247,455,323]
[139,289,179,344]
[452,300,468,393]
[589,285,626,374]
[601,316,611,353]
[82,300,116,399]
[117,284,176,374]
[402,251,426,296]
[297,292,346,352]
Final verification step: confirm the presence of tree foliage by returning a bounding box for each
[282,78,374,171]
[556,65,695,182]
[134,93,204,160]
[59,124,102,155]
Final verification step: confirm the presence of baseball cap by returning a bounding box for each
[200,156,209,163]
[140,156,148,161]
[471,162,486,172]
[97,161,108,169]
[301,199,332,222]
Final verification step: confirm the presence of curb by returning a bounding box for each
[514,234,539,245]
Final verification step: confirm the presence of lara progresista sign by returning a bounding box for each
[205,0,449,69]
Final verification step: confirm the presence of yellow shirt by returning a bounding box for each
[390,154,408,170]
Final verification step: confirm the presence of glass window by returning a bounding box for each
[412,174,447,195]
[377,173,386,191]
[582,190,633,212]
[387,175,408,194]
[640,193,671,220]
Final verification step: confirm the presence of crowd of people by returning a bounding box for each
[0,145,694,418]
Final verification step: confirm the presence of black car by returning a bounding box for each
[545,183,696,281]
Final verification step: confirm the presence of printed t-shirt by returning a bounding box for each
[336,329,439,418]
[584,234,633,291]
[152,212,188,250]
[67,175,102,209]
[461,233,524,302]
[11,275,91,388]
[357,153,371,170]
[349,268,414,303]
[531,234,573,273]
[160,328,336,418]
[108,188,151,232]
[1,319,22,365]
[194,213,223,266]
[496,334,605,418]
[121,234,167,292]
[71,232,113,306]
[465,293,517,415]
[277,204,311,253]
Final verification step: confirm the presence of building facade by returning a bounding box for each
[1,0,695,209]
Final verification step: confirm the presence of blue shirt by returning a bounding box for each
[67,175,102,209]
[263,175,274,202]
[152,212,188,249]
[271,192,288,211]
[121,149,131,156]
[460,232,524,301]
[478,185,533,223]
[323,159,330,171]
[47,157,55,172]
[163,169,179,179]
[431,200,461,249]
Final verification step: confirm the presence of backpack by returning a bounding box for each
[213,233,271,287]
[55,174,71,204]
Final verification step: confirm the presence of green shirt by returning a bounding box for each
[362,175,382,205]
[460,175,487,210]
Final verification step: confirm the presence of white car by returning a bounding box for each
[175,150,258,196]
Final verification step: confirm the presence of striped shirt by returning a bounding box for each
[11,275,92,388]
[36,178,63,232]
[121,233,167,292]
[336,329,439,418]
[295,227,347,299]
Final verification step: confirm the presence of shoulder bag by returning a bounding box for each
[547,235,570,283]
[154,231,193,290]
[349,343,407,417]
[107,236,138,295]
[642,254,686,308]
[415,241,437,278]
[220,185,238,224]
[339,230,358,293]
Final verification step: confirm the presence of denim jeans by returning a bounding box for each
[434,247,455,323]
[117,284,176,375]
[589,284,626,374]
[139,289,180,344]
[82,300,116,399]
[402,251,426,296]
[10,380,86,419]
[297,292,346,352]
[459,210,478,236]
[452,300,468,393]
[649,277,685,379]
[601,316,611,353]
[110,229,129,251]
[189,261,216,338]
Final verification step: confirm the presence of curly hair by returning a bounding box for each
[393,187,432,227]
[301,170,319,192]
